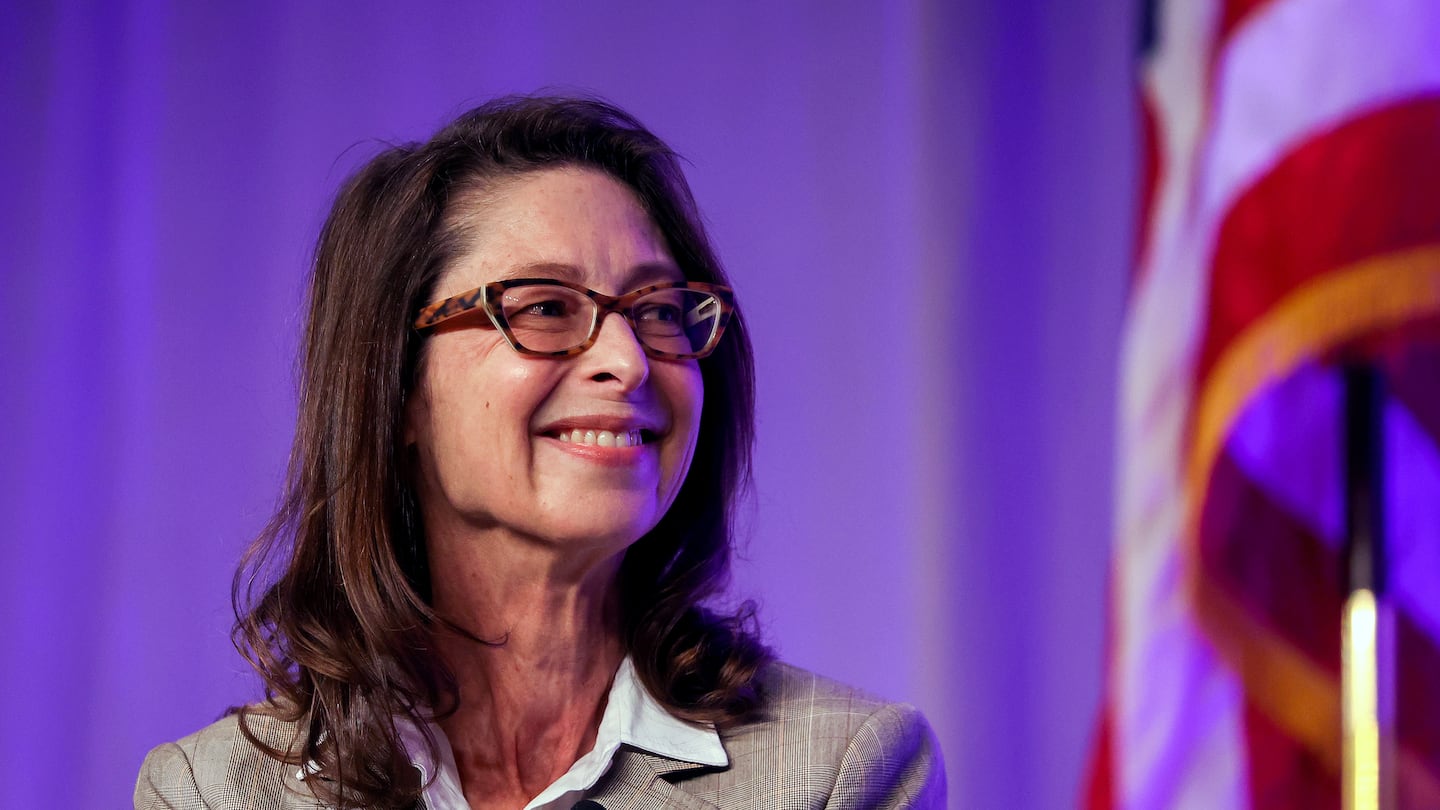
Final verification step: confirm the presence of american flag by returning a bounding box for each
[1087,0,1440,807]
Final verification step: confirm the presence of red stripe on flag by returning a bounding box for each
[1196,95,1440,388]
[1082,708,1114,810]
[1243,697,1341,810]
[1397,608,1440,786]
[1199,446,1343,671]
[1131,88,1164,292]
[1217,0,1280,47]
[1081,566,1118,810]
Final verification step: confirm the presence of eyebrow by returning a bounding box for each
[497,262,582,282]
[497,260,685,288]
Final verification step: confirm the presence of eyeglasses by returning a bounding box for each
[413,278,735,360]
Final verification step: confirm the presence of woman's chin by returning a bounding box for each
[537,515,658,552]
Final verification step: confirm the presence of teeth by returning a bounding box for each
[556,428,643,446]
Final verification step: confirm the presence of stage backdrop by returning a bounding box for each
[0,2,1133,806]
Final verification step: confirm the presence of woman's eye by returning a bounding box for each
[520,299,569,317]
[635,303,682,322]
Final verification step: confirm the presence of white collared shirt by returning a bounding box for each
[396,657,728,809]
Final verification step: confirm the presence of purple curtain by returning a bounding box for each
[0,2,1134,806]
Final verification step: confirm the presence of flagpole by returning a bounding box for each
[1341,363,1392,810]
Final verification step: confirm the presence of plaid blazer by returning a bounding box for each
[135,662,945,809]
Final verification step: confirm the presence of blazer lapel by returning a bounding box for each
[584,748,720,810]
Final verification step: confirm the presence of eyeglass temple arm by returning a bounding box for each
[685,296,721,328]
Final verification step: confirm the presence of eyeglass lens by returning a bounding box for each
[495,285,722,355]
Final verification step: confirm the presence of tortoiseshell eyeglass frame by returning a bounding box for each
[412,277,736,360]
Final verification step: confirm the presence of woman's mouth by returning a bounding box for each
[547,428,654,448]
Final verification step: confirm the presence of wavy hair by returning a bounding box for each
[232,95,770,809]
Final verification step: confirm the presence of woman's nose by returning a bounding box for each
[581,312,650,390]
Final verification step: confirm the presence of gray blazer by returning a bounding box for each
[135,662,945,809]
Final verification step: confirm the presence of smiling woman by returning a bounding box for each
[133,96,945,810]
[408,169,707,556]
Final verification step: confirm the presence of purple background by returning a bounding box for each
[0,3,1134,806]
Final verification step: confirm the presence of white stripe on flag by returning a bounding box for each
[1204,0,1440,222]
[1118,0,1248,802]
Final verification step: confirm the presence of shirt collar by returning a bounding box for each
[399,656,727,810]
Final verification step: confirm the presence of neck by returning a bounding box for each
[426,524,628,807]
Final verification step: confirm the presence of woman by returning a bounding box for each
[136,96,944,810]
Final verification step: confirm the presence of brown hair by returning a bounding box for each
[232,95,770,808]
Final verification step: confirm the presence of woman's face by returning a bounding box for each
[406,167,704,556]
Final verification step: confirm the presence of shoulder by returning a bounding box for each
[748,659,909,720]
[134,710,317,810]
[696,661,947,808]
[740,661,939,750]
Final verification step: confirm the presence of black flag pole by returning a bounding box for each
[1342,362,1392,810]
